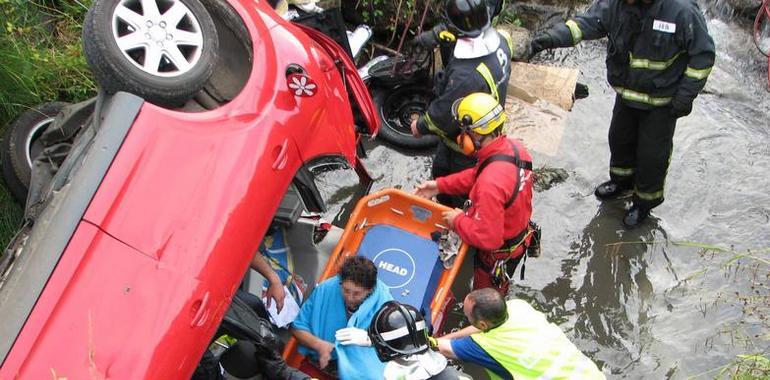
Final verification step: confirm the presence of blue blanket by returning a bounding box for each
[292,275,393,380]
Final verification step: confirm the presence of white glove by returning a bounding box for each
[335,327,371,346]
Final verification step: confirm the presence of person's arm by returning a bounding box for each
[251,253,286,312]
[451,172,512,250]
[416,69,476,139]
[671,5,716,116]
[532,0,610,54]
[432,325,482,360]
[442,325,481,340]
[436,338,458,359]
[436,167,476,196]
[290,328,335,369]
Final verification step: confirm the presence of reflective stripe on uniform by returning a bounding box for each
[380,320,427,341]
[497,28,514,55]
[470,104,504,130]
[613,86,672,106]
[635,188,664,200]
[684,66,712,80]
[424,114,464,153]
[610,167,634,176]
[475,63,499,101]
[536,350,575,380]
[565,20,583,44]
[629,51,684,70]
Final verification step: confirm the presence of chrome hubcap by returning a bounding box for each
[111,0,204,77]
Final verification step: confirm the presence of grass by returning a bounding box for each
[0,0,95,128]
[1,0,94,248]
[0,185,22,249]
[607,240,770,379]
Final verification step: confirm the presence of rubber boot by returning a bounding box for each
[594,180,632,200]
[622,203,651,229]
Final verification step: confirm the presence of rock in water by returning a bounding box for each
[533,167,569,191]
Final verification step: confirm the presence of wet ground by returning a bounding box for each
[318,13,770,379]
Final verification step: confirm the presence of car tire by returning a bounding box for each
[82,0,219,107]
[1,102,69,204]
[373,85,439,151]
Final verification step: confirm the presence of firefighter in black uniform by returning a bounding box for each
[410,0,513,208]
[530,0,715,227]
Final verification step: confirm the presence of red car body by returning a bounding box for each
[0,0,378,377]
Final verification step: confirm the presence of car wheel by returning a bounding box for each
[83,0,219,107]
[373,85,439,150]
[1,102,69,203]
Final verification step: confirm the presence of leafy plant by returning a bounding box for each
[0,185,22,248]
[605,240,769,379]
[1,0,95,247]
[0,0,95,128]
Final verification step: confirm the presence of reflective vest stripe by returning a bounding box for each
[469,104,504,130]
[565,20,583,44]
[424,114,464,153]
[628,51,684,70]
[610,167,634,176]
[612,86,672,106]
[536,350,574,380]
[475,63,500,101]
[428,62,501,152]
[684,65,712,80]
[635,188,664,200]
[497,29,515,55]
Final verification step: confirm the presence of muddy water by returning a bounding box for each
[317,14,770,379]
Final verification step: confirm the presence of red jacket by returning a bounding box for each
[436,137,533,252]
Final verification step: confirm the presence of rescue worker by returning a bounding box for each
[432,288,605,379]
[335,301,465,379]
[414,92,535,295]
[529,0,715,227]
[410,0,513,209]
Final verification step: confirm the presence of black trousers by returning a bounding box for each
[608,97,677,210]
[431,142,477,208]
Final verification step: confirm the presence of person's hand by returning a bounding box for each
[412,23,452,49]
[427,336,439,350]
[335,327,372,346]
[414,180,439,199]
[410,118,421,137]
[412,28,438,49]
[670,97,693,118]
[316,340,335,369]
[442,208,462,229]
[265,280,286,313]
[529,32,555,58]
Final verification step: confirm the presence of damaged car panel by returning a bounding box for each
[0,0,377,377]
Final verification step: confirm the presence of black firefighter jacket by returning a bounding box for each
[548,0,715,110]
[416,30,513,150]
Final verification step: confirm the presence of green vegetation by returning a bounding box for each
[607,241,770,379]
[0,185,22,248]
[683,244,770,379]
[1,0,95,247]
[0,0,95,127]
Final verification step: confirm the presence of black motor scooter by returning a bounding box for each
[358,46,440,151]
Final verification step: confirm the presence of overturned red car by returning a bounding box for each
[0,0,378,377]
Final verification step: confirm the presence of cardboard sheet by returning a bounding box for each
[503,62,579,156]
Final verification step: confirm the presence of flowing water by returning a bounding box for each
[318,9,770,378]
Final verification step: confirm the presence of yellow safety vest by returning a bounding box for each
[470,300,606,380]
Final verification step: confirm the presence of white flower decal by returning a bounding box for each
[287,74,317,97]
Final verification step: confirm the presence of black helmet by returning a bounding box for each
[444,0,490,38]
[368,302,430,362]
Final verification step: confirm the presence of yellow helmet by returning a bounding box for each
[451,92,506,135]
